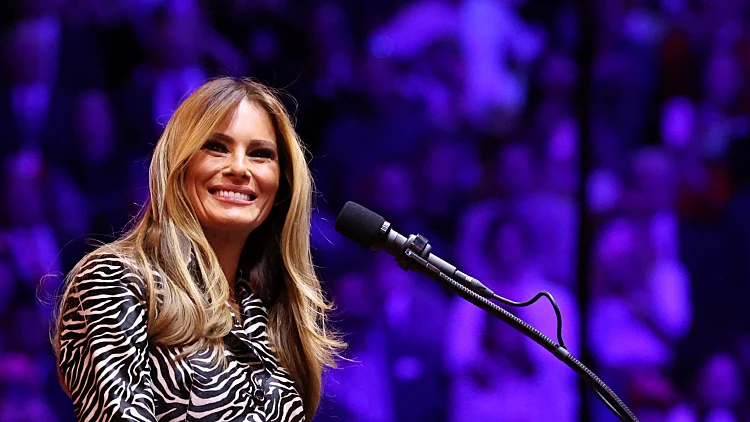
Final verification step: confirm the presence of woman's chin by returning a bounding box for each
[202,220,257,239]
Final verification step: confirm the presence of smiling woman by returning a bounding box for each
[52,78,344,422]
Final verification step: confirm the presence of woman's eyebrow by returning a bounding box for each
[209,132,234,142]
[210,132,277,149]
[249,139,277,150]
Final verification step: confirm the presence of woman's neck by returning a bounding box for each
[204,230,247,290]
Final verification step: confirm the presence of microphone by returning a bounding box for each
[334,201,493,297]
[334,204,639,421]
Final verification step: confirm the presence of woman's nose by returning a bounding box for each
[226,151,249,179]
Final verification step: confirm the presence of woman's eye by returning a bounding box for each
[249,148,276,160]
[202,140,227,153]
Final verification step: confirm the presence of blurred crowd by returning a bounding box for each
[1,0,749,420]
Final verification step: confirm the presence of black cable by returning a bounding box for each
[491,291,567,349]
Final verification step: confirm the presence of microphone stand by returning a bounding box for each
[394,233,639,422]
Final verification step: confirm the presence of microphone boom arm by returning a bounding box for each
[398,233,639,422]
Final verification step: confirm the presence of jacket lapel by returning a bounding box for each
[229,280,281,372]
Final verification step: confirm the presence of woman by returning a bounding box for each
[53,77,344,422]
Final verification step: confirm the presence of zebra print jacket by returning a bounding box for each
[58,255,305,422]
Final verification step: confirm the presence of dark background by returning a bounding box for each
[0,0,749,420]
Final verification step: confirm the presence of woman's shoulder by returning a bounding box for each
[67,251,152,301]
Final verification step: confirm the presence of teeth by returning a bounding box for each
[215,190,252,201]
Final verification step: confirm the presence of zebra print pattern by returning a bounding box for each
[58,255,305,422]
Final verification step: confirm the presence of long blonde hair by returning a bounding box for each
[53,77,344,420]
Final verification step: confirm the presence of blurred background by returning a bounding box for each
[1,0,749,420]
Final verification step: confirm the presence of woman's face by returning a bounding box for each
[186,99,281,240]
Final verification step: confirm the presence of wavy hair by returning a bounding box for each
[53,77,344,419]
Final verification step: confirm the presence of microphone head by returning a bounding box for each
[335,201,386,249]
